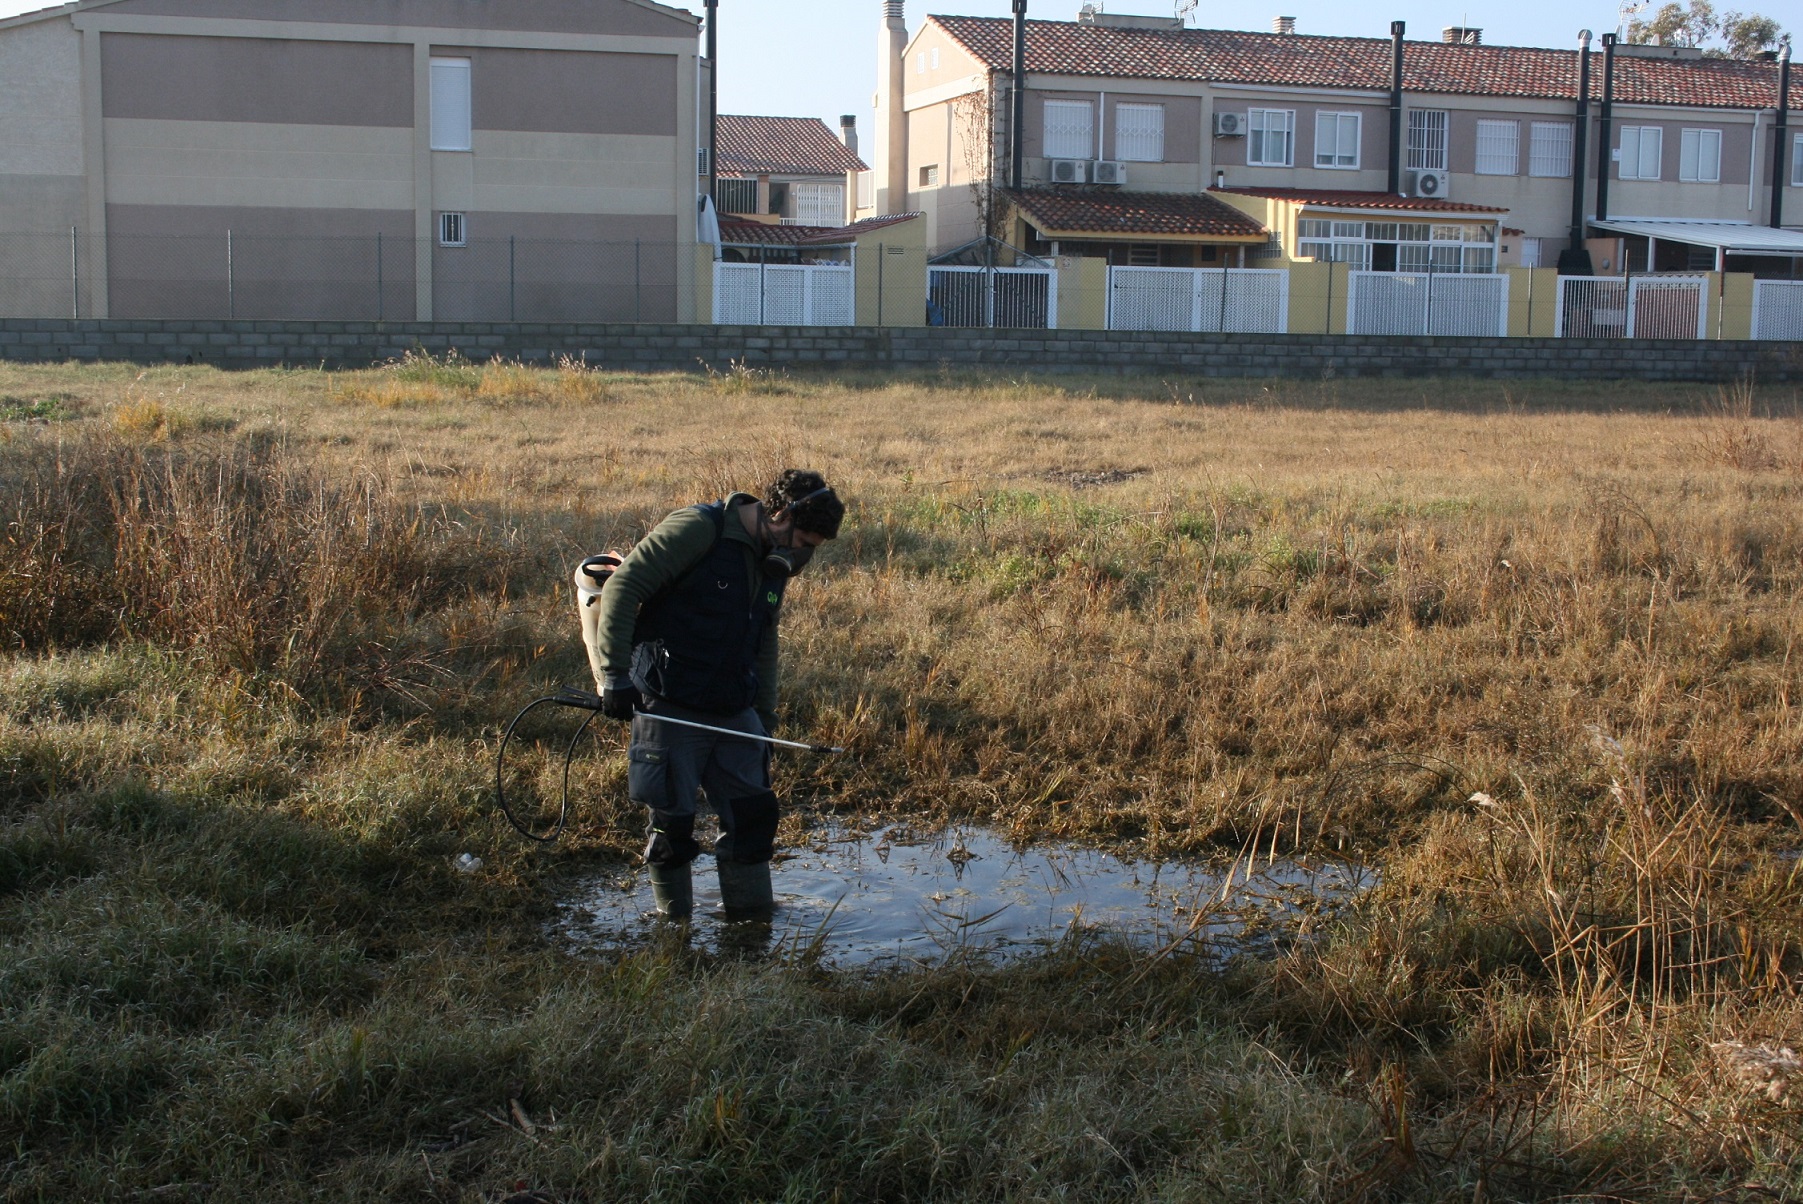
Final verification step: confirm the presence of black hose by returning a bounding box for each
[494,690,606,843]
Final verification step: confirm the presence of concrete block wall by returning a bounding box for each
[0,318,1799,382]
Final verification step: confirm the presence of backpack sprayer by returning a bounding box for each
[494,553,844,843]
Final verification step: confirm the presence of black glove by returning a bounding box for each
[601,684,641,721]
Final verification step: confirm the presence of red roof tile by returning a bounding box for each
[930,16,1793,110]
[716,115,868,177]
[1008,188,1268,239]
[1214,187,1507,214]
[720,213,921,246]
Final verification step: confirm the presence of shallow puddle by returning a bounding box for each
[556,823,1374,969]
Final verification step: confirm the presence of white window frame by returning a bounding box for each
[438,212,466,247]
[1247,108,1295,167]
[429,57,472,152]
[1619,126,1663,180]
[1297,217,1497,275]
[1115,103,1165,163]
[1406,109,1448,172]
[1678,128,1721,183]
[856,170,874,210]
[793,181,845,226]
[1044,99,1096,160]
[1473,119,1518,175]
[1314,111,1360,169]
[1528,121,1573,178]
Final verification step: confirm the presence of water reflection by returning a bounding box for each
[555,823,1374,969]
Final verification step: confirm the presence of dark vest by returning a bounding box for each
[630,501,785,714]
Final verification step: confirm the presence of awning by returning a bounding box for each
[1590,220,1803,257]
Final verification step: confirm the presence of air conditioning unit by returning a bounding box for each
[1091,160,1128,186]
[1213,111,1247,137]
[1406,168,1451,199]
[1049,158,1090,184]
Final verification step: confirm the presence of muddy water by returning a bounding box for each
[556,824,1374,968]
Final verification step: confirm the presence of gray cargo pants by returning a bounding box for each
[627,698,775,863]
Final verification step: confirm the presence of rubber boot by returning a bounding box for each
[648,862,693,920]
[716,858,774,921]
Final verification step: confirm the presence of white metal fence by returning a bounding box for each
[1555,275,1709,339]
[1107,267,1289,333]
[927,266,1057,328]
[1346,271,1509,337]
[1752,281,1803,341]
[713,262,855,326]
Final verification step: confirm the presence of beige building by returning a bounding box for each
[0,0,707,321]
[868,7,1802,275]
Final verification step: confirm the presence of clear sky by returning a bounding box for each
[0,0,1730,139]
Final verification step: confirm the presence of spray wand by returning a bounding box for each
[495,686,843,843]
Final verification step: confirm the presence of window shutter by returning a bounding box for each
[1636,127,1662,179]
[1044,100,1094,160]
[430,58,472,152]
[1528,122,1571,178]
[1474,120,1518,175]
[1115,103,1164,162]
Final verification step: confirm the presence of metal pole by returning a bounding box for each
[70,226,79,320]
[1772,37,1791,230]
[1596,33,1616,223]
[1218,257,1229,332]
[1387,21,1405,195]
[635,238,643,322]
[509,235,516,321]
[1423,259,1433,336]
[705,0,719,205]
[1565,30,1593,270]
[1010,0,1028,191]
[1326,261,1335,334]
[227,228,235,319]
[877,242,885,326]
[377,232,384,322]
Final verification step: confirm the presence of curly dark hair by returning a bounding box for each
[764,469,844,539]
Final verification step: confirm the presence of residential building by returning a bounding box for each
[715,114,869,227]
[868,7,1801,275]
[0,0,706,321]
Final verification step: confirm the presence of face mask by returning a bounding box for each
[764,545,814,579]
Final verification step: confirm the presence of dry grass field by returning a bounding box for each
[3,355,1803,1201]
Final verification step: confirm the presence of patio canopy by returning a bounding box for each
[1590,220,1803,258]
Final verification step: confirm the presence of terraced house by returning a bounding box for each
[868,4,1801,280]
[714,114,868,228]
[0,0,707,322]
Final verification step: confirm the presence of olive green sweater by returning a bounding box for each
[595,493,779,721]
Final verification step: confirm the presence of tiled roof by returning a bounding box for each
[720,214,921,246]
[1008,188,1268,239]
[929,15,1793,110]
[1214,187,1507,214]
[716,115,868,176]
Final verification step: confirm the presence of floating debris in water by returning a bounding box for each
[555,824,1374,969]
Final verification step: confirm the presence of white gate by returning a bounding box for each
[1752,281,1803,341]
[927,266,1057,328]
[713,262,855,326]
[1555,275,1708,339]
[1107,267,1289,333]
[1346,271,1509,337]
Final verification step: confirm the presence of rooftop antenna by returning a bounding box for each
[1176,0,1198,23]
[1616,0,1646,39]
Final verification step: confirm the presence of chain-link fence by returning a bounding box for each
[0,230,684,323]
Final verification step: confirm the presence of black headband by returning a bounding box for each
[786,486,835,507]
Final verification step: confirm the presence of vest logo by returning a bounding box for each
[766,591,780,606]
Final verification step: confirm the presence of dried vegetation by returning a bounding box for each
[2,357,1802,1199]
